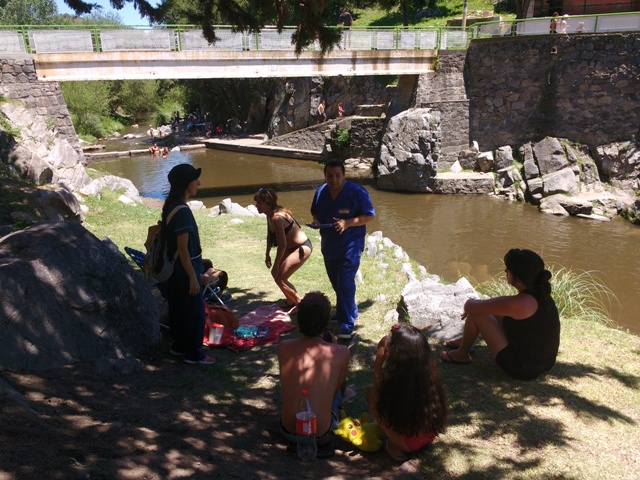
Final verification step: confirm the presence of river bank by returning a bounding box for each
[2,185,639,479]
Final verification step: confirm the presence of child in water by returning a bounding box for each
[367,323,449,461]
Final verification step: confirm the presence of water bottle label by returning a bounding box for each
[295,413,316,435]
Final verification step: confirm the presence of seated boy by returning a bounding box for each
[278,291,350,457]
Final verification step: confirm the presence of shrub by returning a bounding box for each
[334,128,350,148]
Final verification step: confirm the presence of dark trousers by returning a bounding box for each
[167,273,205,361]
[323,255,360,333]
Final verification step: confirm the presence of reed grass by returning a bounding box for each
[476,267,618,326]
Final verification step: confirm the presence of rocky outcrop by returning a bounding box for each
[1,101,89,191]
[375,108,441,192]
[364,230,477,341]
[487,137,638,220]
[399,275,478,341]
[0,221,160,371]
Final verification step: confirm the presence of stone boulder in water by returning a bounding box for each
[375,108,441,192]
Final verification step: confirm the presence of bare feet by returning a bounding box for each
[441,350,472,365]
[444,337,463,349]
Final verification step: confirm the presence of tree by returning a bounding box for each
[60,0,344,53]
[379,0,414,26]
[0,0,59,25]
[512,0,533,19]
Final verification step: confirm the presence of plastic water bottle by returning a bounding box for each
[295,389,317,461]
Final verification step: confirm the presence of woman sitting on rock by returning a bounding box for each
[442,248,560,380]
[254,188,312,311]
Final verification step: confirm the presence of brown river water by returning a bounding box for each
[91,143,640,334]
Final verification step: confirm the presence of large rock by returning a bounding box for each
[79,175,142,204]
[494,146,514,170]
[542,167,579,196]
[534,138,569,175]
[0,222,160,371]
[376,108,440,192]
[0,102,90,191]
[36,186,83,222]
[592,142,640,180]
[399,275,479,341]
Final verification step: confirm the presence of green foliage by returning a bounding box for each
[61,81,110,120]
[73,112,105,138]
[0,0,59,25]
[476,267,616,326]
[334,128,350,148]
[61,81,112,139]
[110,80,158,122]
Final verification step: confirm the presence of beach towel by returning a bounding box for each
[204,304,296,352]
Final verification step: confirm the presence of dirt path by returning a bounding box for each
[1,334,421,480]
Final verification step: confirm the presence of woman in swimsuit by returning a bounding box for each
[254,188,313,310]
[367,324,449,462]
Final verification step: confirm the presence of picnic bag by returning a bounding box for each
[144,205,186,283]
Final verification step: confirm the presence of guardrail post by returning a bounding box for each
[20,26,31,54]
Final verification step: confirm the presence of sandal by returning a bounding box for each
[441,350,472,365]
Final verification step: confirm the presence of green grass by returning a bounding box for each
[353,1,515,28]
[79,187,640,479]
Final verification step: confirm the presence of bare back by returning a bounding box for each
[278,337,349,435]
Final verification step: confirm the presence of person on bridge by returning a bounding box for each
[310,160,375,339]
[441,248,560,380]
[254,188,313,312]
[339,8,353,49]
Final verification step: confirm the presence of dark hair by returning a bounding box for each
[324,160,345,175]
[297,291,331,337]
[254,188,292,217]
[375,324,448,437]
[504,248,552,298]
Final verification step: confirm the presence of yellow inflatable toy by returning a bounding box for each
[333,409,385,452]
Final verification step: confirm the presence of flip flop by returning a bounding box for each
[444,339,476,353]
[441,350,472,365]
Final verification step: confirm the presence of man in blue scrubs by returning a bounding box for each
[310,160,375,339]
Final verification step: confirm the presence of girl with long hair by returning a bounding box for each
[367,324,449,462]
[442,248,560,380]
[163,164,215,365]
[254,188,312,310]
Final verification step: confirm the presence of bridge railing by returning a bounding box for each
[0,24,471,54]
[471,11,640,38]
[0,12,637,55]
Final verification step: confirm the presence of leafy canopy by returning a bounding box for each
[60,0,344,53]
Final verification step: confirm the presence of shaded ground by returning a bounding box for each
[0,330,420,480]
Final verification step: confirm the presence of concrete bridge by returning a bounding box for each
[0,11,638,81]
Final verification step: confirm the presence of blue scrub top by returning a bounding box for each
[311,181,375,260]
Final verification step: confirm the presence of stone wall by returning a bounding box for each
[1,56,81,151]
[413,51,469,167]
[466,33,640,151]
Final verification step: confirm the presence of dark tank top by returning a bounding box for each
[503,289,561,374]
